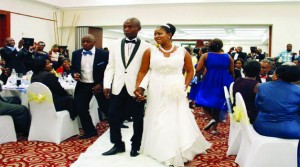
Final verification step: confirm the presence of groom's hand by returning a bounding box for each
[92,84,102,95]
[134,87,146,101]
[103,88,111,99]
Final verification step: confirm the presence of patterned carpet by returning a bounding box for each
[0,109,238,167]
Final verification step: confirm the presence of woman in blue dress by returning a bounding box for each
[195,38,234,134]
[189,47,208,103]
[253,64,300,167]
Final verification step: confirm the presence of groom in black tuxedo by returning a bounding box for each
[71,34,109,139]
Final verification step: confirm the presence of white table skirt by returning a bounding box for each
[1,86,28,106]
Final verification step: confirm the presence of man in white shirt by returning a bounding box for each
[231,46,247,61]
[71,34,109,139]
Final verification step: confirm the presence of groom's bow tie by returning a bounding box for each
[125,40,136,44]
[82,50,92,56]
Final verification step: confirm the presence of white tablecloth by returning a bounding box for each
[1,85,28,106]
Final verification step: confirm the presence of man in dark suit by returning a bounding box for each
[256,48,266,61]
[17,39,35,74]
[71,34,109,139]
[231,46,247,61]
[0,37,23,74]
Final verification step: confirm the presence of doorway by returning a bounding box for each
[0,10,10,47]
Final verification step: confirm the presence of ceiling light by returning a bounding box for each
[234,28,267,31]
[180,28,225,31]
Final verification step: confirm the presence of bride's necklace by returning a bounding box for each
[159,44,174,53]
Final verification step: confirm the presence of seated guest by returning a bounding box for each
[0,61,10,84]
[253,64,300,166]
[259,59,272,83]
[282,62,300,86]
[31,57,77,120]
[233,60,260,124]
[0,69,30,136]
[234,58,244,81]
[56,58,71,76]
[58,46,69,58]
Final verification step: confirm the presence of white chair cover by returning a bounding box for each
[76,96,100,128]
[27,82,79,144]
[224,86,242,156]
[63,88,99,128]
[229,82,234,104]
[89,96,100,126]
[234,92,298,167]
[0,115,17,144]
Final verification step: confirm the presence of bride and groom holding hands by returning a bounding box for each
[101,17,211,166]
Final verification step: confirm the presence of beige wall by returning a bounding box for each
[60,2,300,56]
[0,0,58,52]
[1,0,299,56]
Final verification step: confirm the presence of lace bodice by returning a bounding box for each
[148,46,186,99]
[150,46,185,76]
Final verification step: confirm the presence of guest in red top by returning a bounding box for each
[56,58,71,76]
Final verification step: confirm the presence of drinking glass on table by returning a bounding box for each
[63,72,67,79]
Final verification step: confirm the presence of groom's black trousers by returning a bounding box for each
[108,86,145,150]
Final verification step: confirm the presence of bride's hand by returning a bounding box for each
[134,87,146,101]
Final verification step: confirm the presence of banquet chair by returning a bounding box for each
[27,82,79,144]
[77,96,100,128]
[229,82,234,104]
[0,115,17,144]
[234,92,298,167]
[224,86,241,156]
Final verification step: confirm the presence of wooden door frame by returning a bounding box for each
[0,10,11,47]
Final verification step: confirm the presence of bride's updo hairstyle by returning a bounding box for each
[209,38,223,52]
[160,23,176,39]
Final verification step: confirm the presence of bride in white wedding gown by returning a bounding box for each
[135,24,211,167]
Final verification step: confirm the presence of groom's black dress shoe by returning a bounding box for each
[102,144,125,156]
[120,124,129,128]
[130,149,139,157]
[79,131,98,139]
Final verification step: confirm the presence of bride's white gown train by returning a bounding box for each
[141,46,211,167]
